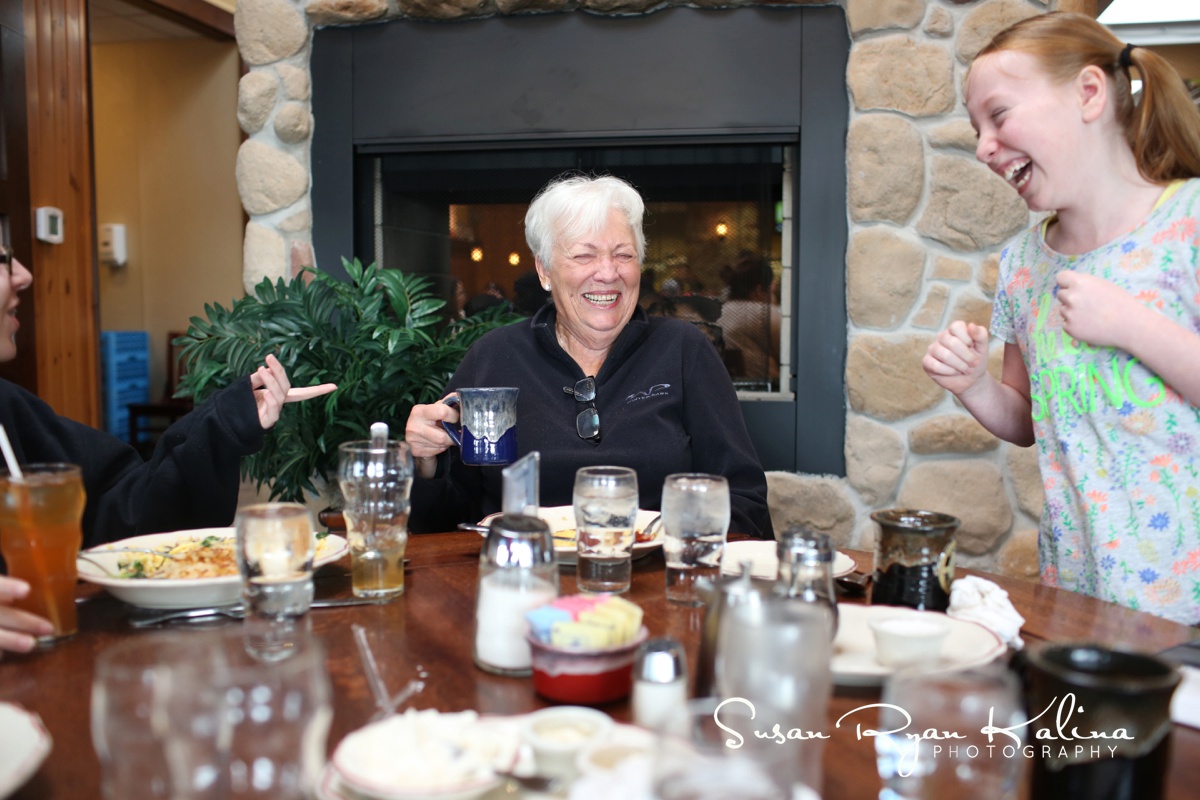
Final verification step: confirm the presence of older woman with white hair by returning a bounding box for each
[405,173,772,537]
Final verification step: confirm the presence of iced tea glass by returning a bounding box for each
[0,463,85,643]
[337,440,413,599]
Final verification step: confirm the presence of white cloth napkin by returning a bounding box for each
[1171,665,1200,729]
[947,575,1026,650]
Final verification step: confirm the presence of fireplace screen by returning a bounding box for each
[371,143,791,394]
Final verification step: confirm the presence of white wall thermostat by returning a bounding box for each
[35,206,64,244]
[99,223,128,267]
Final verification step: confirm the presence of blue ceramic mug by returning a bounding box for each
[441,387,519,466]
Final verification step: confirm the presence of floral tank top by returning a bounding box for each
[991,178,1200,625]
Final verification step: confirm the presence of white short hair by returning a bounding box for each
[524,173,646,270]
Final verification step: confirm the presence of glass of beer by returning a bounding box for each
[0,463,86,643]
[337,440,413,599]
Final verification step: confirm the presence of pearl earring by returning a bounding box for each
[542,283,550,291]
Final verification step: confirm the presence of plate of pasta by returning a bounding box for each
[76,528,349,609]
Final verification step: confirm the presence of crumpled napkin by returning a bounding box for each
[948,575,1026,650]
[1170,665,1200,730]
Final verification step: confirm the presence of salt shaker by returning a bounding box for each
[474,513,559,676]
[775,527,838,637]
[632,637,688,731]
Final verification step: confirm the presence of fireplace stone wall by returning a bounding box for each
[232,0,1058,578]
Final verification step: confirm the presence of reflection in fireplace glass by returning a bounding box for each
[371,144,791,394]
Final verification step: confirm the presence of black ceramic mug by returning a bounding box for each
[869,509,958,611]
[1022,643,1181,800]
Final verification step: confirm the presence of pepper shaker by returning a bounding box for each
[474,513,559,676]
[632,637,688,730]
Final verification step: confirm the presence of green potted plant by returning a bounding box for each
[176,258,518,504]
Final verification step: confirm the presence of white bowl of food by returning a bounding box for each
[331,710,521,800]
[76,528,348,609]
[480,506,662,564]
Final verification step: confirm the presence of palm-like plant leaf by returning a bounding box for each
[177,259,520,501]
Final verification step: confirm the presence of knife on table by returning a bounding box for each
[128,597,394,627]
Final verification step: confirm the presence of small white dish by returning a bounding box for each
[720,540,856,580]
[832,605,1004,686]
[868,612,951,667]
[0,702,51,799]
[521,706,614,783]
[76,529,348,609]
[479,507,662,565]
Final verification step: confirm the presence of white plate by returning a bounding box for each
[831,605,1005,687]
[76,529,349,610]
[479,507,663,565]
[318,713,646,800]
[720,540,856,580]
[0,703,51,799]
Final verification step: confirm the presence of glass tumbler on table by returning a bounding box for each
[573,465,638,594]
[876,661,1026,800]
[337,439,414,599]
[662,473,730,606]
[235,503,315,661]
[0,463,85,643]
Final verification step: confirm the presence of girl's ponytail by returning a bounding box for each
[1124,46,1200,182]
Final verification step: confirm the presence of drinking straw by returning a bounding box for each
[0,425,22,480]
[367,423,388,543]
[369,422,388,450]
[0,425,62,632]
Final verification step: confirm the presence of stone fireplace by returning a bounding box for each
[231,0,1055,578]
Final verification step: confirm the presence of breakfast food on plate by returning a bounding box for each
[332,709,520,794]
[553,527,655,545]
[115,533,333,580]
[525,594,644,649]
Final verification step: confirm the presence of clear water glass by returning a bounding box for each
[338,440,414,599]
[876,661,1026,800]
[662,473,730,606]
[653,697,790,800]
[92,633,231,800]
[573,466,638,594]
[714,594,832,796]
[235,503,315,661]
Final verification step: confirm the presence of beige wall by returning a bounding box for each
[92,38,244,397]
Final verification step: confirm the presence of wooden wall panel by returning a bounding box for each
[24,0,97,425]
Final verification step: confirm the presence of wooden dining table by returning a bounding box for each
[4,530,1199,799]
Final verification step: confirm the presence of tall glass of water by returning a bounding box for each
[662,473,730,606]
[338,440,414,599]
[235,503,315,661]
[877,661,1026,800]
[573,466,638,594]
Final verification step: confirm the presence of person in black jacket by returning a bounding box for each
[405,174,772,538]
[0,246,335,653]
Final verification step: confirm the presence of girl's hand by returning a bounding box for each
[1055,271,1139,349]
[0,577,53,655]
[251,354,338,430]
[923,321,992,397]
[404,395,459,478]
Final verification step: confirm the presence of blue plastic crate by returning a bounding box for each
[100,331,151,440]
[103,377,149,440]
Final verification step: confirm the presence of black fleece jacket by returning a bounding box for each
[411,304,773,538]
[0,376,262,554]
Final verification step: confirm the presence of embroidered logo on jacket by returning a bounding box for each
[625,384,671,403]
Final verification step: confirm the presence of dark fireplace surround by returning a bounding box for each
[311,5,850,475]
